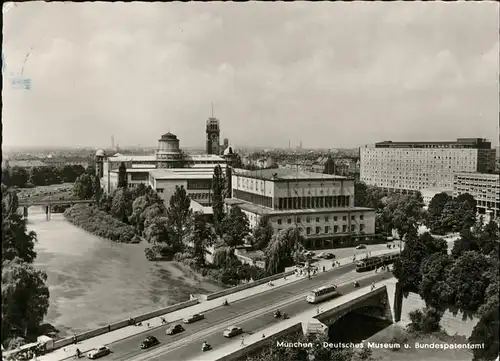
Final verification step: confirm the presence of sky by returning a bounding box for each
[2,2,499,149]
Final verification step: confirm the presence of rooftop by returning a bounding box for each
[232,168,347,181]
[225,198,373,216]
[108,155,157,162]
[149,168,214,180]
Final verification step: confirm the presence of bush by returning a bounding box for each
[64,205,136,243]
[407,307,441,333]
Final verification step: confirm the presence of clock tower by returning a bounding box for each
[206,117,220,155]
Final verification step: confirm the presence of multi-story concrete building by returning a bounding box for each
[225,168,375,249]
[360,138,496,193]
[453,172,500,219]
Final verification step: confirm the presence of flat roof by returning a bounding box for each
[185,154,225,162]
[232,168,348,181]
[149,169,213,180]
[190,200,213,214]
[225,198,374,216]
[108,155,156,162]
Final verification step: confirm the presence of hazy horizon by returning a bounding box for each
[3,2,499,149]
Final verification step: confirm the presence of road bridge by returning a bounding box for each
[18,199,95,220]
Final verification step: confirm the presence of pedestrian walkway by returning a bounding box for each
[36,249,397,361]
[190,278,397,361]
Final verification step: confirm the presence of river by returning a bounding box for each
[27,208,223,336]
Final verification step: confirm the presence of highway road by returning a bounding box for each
[92,265,392,361]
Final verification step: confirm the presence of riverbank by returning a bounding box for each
[63,204,137,243]
[29,209,223,336]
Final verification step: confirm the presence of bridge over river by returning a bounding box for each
[18,199,95,220]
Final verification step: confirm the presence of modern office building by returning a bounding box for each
[453,172,500,219]
[224,168,376,249]
[360,138,496,193]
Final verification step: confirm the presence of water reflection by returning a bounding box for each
[28,208,222,335]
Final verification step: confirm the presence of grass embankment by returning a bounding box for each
[64,204,137,243]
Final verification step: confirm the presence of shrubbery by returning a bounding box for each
[407,307,442,333]
[64,205,136,243]
[174,252,266,287]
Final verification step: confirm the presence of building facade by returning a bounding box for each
[148,168,225,208]
[453,172,500,219]
[360,138,496,193]
[225,168,376,249]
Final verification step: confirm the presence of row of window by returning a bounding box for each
[276,224,365,235]
[276,214,364,225]
[277,195,351,210]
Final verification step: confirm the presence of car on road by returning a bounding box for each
[166,324,185,335]
[355,244,367,249]
[183,313,205,324]
[223,326,243,338]
[317,252,326,258]
[140,336,159,349]
[87,346,110,359]
[324,253,336,259]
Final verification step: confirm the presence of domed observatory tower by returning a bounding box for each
[156,132,183,168]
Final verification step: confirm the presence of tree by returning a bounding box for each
[387,192,425,241]
[426,192,452,235]
[441,251,491,319]
[166,186,192,251]
[1,258,50,338]
[253,216,274,250]
[212,246,241,269]
[143,216,171,245]
[393,232,447,293]
[2,186,37,264]
[72,173,95,200]
[129,196,149,233]
[419,252,452,310]
[111,188,132,223]
[469,298,499,361]
[188,213,216,267]
[354,180,368,207]
[221,206,250,247]
[212,165,225,232]
[10,167,29,188]
[92,175,103,202]
[451,228,480,259]
[117,162,127,189]
[264,227,305,275]
[323,157,336,175]
[476,220,500,257]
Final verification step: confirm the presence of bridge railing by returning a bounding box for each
[51,299,198,350]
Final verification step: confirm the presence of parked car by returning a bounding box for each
[317,252,326,258]
[87,346,110,359]
[140,336,159,349]
[223,326,243,338]
[355,244,367,250]
[324,253,336,259]
[166,324,184,335]
[183,313,205,324]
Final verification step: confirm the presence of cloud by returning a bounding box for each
[2,2,499,149]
